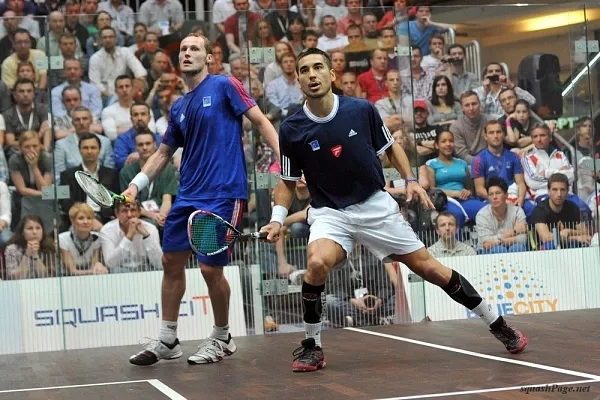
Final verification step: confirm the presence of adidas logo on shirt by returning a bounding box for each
[348,129,357,137]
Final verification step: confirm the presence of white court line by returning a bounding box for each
[345,327,600,380]
[0,379,150,394]
[148,379,188,400]
[373,379,600,400]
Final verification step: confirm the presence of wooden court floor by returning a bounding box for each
[1,309,599,399]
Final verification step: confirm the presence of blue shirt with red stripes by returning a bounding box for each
[162,75,256,201]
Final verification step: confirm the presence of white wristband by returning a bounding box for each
[129,172,150,191]
[270,205,288,226]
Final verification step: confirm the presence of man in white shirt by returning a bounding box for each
[98,0,135,38]
[100,200,163,273]
[101,75,136,141]
[213,0,236,34]
[88,26,146,100]
[315,0,348,26]
[138,0,185,34]
[317,15,348,53]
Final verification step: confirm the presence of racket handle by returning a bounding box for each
[122,195,132,203]
[257,232,268,239]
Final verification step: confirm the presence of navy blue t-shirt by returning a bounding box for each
[162,75,256,201]
[279,95,393,210]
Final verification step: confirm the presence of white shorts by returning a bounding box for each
[306,190,424,261]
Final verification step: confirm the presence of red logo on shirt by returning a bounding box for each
[331,145,342,158]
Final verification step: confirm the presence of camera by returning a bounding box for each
[448,56,462,64]
[487,74,500,83]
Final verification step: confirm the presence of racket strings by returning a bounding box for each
[190,214,236,254]
[76,173,112,205]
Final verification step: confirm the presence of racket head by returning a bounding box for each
[187,210,239,256]
[74,171,116,208]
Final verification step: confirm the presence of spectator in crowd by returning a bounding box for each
[531,173,592,250]
[0,181,12,245]
[574,117,594,159]
[263,41,294,88]
[472,121,527,207]
[9,130,53,199]
[408,6,452,56]
[421,34,445,71]
[98,0,135,39]
[51,58,102,119]
[358,48,390,103]
[427,212,476,257]
[265,52,303,118]
[251,0,274,15]
[119,129,177,228]
[380,27,402,69]
[266,0,299,41]
[89,27,147,100]
[341,24,371,76]
[375,69,412,132]
[340,71,359,97]
[80,0,100,31]
[4,215,55,280]
[0,81,11,114]
[402,45,434,101]
[47,33,89,89]
[53,86,103,140]
[37,12,83,58]
[317,15,348,53]
[60,132,119,227]
[135,31,161,70]
[145,50,171,95]
[0,11,20,67]
[3,78,50,156]
[450,90,492,164]
[290,0,317,29]
[207,42,231,75]
[100,200,163,273]
[0,3,40,39]
[0,0,36,15]
[522,123,591,214]
[101,75,137,141]
[0,146,8,183]
[427,75,461,129]
[224,0,261,55]
[336,0,361,35]
[138,0,185,34]
[571,117,596,201]
[411,100,439,165]
[64,0,89,54]
[504,99,538,155]
[54,107,114,182]
[476,177,528,254]
[2,29,47,90]
[361,13,379,44]
[129,22,147,55]
[245,77,281,135]
[424,129,486,227]
[442,44,479,98]
[153,85,177,135]
[316,0,348,25]
[113,102,160,169]
[473,62,536,119]
[377,0,408,35]
[15,61,48,104]
[213,0,236,34]
[330,50,345,91]
[283,16,306,56]
[59,203,108,276]
[302,29,319,50]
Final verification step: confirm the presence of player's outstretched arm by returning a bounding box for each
[122,143,174,201]
[244,105,280,157]
[260,179,296,242]
[385,141,435,210]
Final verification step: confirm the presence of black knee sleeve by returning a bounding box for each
[302,281,325,324]
[442,270,482,310]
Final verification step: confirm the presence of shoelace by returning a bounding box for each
[193,338,225,359]
[292,345,319,362]
[139,337,161,350]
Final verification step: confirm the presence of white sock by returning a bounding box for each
[305,322,322,347]
[211,325,230,341]
[471,300,500,327]
[159,320,178,344]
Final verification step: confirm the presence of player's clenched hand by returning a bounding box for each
[407,181,435,210]
[121,185,139,204]
[260,222,281,243]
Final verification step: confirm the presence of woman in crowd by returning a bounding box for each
[59,203,108,276]
[427,75,461,129]
[86,11,124,55]
[9,131,53,199]
[208,42,231,75]
[423,130,486,227]
[4,215,55,280]
[283,16,306,56]
[263,41,295,88]
[505,99,534,156]
[253,19,277,48]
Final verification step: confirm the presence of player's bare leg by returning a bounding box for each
[293,238,346,372]
[186,264,237,364]
[129,251,190,366]
[393,248,528,354]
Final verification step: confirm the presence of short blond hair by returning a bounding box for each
[68,202,95,222]
[18,130,40,146]
[185,32,213,55]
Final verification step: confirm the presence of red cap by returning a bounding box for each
[414,100,428,111]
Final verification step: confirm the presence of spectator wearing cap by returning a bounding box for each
[449,90,493,165]
[476,176,528,254]
[411,100,439,165]
[357,48,389,103]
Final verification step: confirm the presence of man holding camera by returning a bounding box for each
[438,44,479,98]
[473,62,536,119]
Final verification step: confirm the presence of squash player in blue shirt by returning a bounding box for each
[122,33,279,366]
[261,48,528,373]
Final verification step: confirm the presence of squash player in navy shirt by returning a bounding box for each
[261,48,528,372]
[122,33,279,366]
